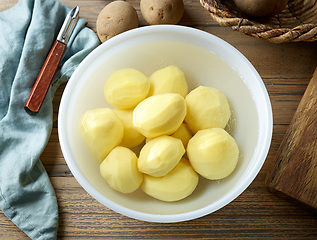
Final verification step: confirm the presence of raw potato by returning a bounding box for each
[148,65,188,98]
[140,0,184,25]
[140,158,199,202]
[184,86,231,134]
[80,65,241,202]
[138,135,185,177]
[133,93,187,138]
[79,108,124,163]
[170,123,192,148]
[233,0,288,17]
[96,1,139,42]
[104,68,150,109]
[187,128,239,180]
[146,123,192,148]
[100,146,143,193]
[113,109,145,148]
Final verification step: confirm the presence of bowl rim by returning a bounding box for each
[58,24,273,223]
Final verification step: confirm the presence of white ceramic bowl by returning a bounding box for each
[58,25,273,223]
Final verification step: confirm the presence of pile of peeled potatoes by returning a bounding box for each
[79,66,240,202]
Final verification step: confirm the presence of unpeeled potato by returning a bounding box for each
[140,0,184,25]
[96,1,139,42]
[233,0,288,17]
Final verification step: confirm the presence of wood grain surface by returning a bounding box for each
[1,0,317,239]
[266,67,317,212]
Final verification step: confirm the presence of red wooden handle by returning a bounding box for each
[24,40,66,115]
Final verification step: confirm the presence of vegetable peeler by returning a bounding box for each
[24,6,80,115]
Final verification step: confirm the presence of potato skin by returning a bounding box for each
[140,0,184,25]
[233,0,288,17]
[96,1,138,42]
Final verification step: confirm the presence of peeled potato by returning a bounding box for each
[96,1,138,42]
[148,65,188,98]
[104,68,150,109]
[113,109,145,148]
[187,128,239,180]
[145,123,192,148]
[79,108,124,162]
[138,135,185,177]
[170,123,192,148]
[184,86,231,134]
[100,146,143,193]
[133,93,187,138]
[140,158,199,202]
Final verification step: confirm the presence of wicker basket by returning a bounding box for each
[200,0,317,43]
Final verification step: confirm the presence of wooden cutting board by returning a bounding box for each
[266,67,317,213]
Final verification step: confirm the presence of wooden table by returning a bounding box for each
[1,0,317,239]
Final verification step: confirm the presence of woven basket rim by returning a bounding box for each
[200,0,317,43]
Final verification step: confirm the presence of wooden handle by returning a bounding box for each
[24,40,66,115]
[266,67,317,212]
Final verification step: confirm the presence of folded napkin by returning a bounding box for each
[0,0,99,239]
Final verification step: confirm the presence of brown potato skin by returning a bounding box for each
[96,1,138,42]
[233,0,288,17]
[140,0,184,25]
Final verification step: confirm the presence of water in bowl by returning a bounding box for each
[70,41,259,215]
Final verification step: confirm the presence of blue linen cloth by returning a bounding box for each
[0,0,99,239]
